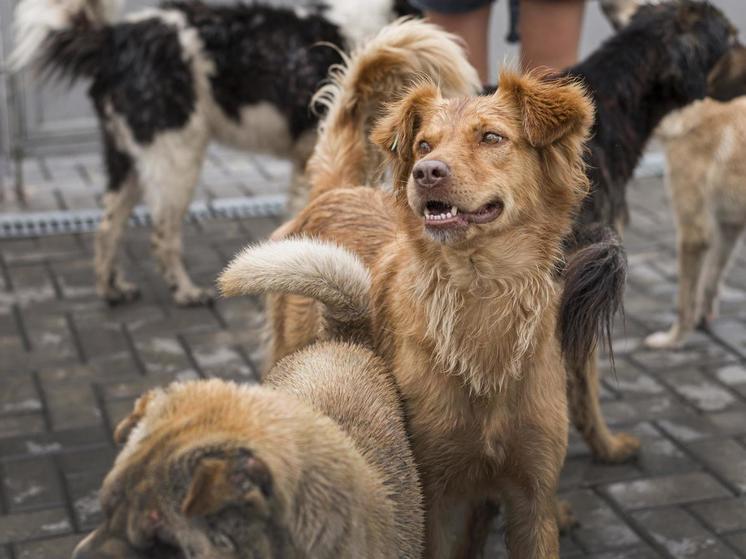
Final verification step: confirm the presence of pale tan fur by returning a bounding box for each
[646,96,746,348]
[265,62,595,557]
[72,343,423,559]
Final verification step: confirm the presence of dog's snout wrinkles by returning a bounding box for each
[413,160,451,188]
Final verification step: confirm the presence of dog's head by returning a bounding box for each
[371,70,593,250]
[72,381,296,559]
[630,1,738,101]
[707,44,746,101]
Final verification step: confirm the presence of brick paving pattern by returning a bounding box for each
[1,152,746,558]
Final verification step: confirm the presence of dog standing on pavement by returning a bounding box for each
[644,46,746,348]
[251,19,593,555]
[11,0,410,306]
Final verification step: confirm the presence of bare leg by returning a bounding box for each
[95,174,142,304]
[568,349,640,462]
[520,0,586,71]
[424,5,492,84]
[698,221,744,324]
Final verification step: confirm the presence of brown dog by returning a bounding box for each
[251,66,595,556]
[72,328,423,558]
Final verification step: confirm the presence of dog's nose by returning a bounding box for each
[412,160,451,188]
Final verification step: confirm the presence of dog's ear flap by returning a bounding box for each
[113,390,158,445]
[181,451,273,518]
[707,45,746,102]
[497,70,594,148]
[371,81,441,190]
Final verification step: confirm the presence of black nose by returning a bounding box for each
[412,160,451,188]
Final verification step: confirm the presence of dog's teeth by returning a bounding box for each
[424,208,431,217]
[451,206,458,216]
[445,212,452,219]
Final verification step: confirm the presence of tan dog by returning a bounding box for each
[244,65,595,556]
[645,108,746,347]
[72,271,423,558]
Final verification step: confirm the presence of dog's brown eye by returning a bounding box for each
[482,132,504,144]
[418,140,432,154]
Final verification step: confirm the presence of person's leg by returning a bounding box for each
[520,0,586,71]
[422,4,492,84]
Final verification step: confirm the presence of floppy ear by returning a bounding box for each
[707,45,746,102]
[497,69,594,148]
[113,390,157,445]
[370,81,441,190]
[181,450,273,518]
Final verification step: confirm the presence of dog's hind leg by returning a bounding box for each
[568,350,640,462]
[697,220,744,325]
[140,138,213,306]
[645,217,711,349]
[95,145,142,305]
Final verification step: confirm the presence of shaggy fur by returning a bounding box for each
[553,0,738,462]
[260,29,595,554]
[72,347,423,559]
[11,0,411,306]
[645,93,746,348]
[73,253,423,558]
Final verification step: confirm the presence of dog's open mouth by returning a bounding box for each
[423,200,503,229]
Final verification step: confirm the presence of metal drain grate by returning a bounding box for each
[0,194,287,238]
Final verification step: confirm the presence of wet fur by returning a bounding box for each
[12,0,407,306]
[265,43,595,556]
[645,93,746,349]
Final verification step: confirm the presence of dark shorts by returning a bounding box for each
[409,0,496,14]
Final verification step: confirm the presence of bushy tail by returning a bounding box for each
[308,17,480,198]
[560,224,627,372]
[10,0,120,78]
[218,238,372,345]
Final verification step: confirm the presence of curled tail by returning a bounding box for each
[218,238,372,345]
[10,0,120,78]
[308,17,480,197]
[560,224,627,372]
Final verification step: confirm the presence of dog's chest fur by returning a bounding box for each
[372,245,567,495]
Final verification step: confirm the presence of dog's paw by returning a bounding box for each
[596,432,641,463]
[101,281,141,306]
[644,329,682,350]
[556,500,578,533]
[173,286,216,307]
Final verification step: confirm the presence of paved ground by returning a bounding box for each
[0,152,746,558]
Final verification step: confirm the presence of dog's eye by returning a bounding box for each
[418,140,431,154]
[482,132,504,144]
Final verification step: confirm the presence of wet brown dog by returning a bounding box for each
[257,65,594,556]
[72,337,423,558]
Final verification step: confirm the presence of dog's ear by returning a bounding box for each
[113,390,157,445]
[371,81,441,190]
[497,70,594,148]
[181,450,273,518]
[707,45,746,102]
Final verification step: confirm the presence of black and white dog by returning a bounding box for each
[12,0,413,305]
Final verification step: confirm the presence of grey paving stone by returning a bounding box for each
[690,497,746,534]
[13,534,84,559]
[0,508,72,545]
[631,508,739,559]
[605,472,731,510]
[687,438,746,493]
[725,532,746,555]
[2,458,64,513]
[562,489,640,552]
[663,368,739,413]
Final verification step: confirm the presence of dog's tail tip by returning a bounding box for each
[10,0,120,72]
[219,237,372,341]
[560,225,627,371]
